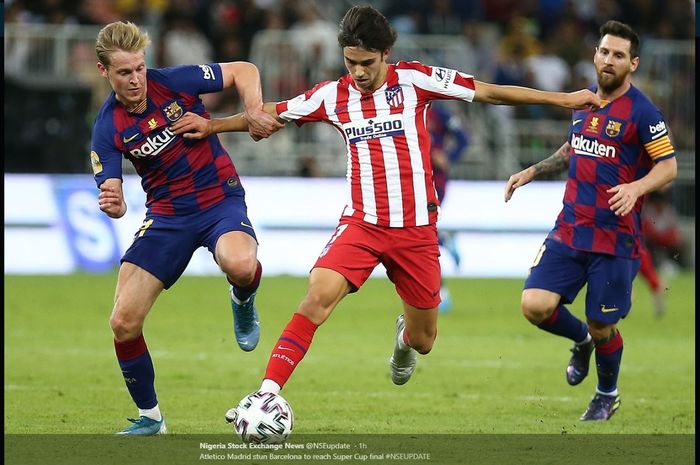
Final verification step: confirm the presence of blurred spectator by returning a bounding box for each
[298,155,322,178]
[498,16,542,60]
[428,103,469,313]
[461,20,499,81]
[385,0,427,34]
[572,46,598,88]
[289,0,339,82]
[642,189,689,272]
[492,42,536,119]
[550,17,589,68]
[426,0,463,35]
[526,39,571,118]
[160,9,214,66]
[77,0,122,24]
[526,39,571,92]
[482,0,536,26]
[70,41,113,121]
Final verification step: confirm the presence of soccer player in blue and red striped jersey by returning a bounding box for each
[504,20,677,421]
[91,21,282,435]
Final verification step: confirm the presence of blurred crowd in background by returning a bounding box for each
[6,1,694,79]
[6,0,695,142]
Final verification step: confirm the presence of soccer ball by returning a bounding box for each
[226,391,294,444]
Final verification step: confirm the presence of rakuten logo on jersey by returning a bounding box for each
[649,121,666,134]
[343,114,405,144]
[571,133,616,159]
[129,128,177,158]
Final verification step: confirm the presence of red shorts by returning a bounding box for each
[314,217,441,309]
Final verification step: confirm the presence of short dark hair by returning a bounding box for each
[598,20,640,58]
[337,6,397,52]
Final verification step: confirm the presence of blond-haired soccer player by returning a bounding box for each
[91,21,281,435]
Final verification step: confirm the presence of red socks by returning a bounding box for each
[263,313,318,388]
[639,247,661,292]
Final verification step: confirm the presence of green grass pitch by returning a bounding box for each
[4,272,694,435]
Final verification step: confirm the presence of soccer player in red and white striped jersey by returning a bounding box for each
[172,6,601,402]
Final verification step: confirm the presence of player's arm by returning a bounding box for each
[607,157,677,217]
[218,62,284,139]
[98,178,127,218]
[504,141,572,202]
[171,102,285,140]
[473,81,601,110]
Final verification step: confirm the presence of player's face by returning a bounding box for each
[98,49,147,110]
[594,35,639,93]
[343,47,389,92]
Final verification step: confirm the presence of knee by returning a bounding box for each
[589,323,616,342]
[109,311,143,342]
[220,254,258,286]
[521,294,555,325]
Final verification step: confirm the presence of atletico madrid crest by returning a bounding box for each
[385,85,404,108]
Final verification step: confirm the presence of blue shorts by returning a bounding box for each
[524,239,640,324]
[121,194,257,289]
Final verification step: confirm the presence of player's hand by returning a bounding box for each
[504,166,536,202]
[98,184,126,218]
[565,89,602,110]
[431,148,448,171]
[170,112,212,139]
[244,107,283,141]
[607,183,642,216]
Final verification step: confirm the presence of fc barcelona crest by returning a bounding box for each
[385,85,404,108]
[605,119,623,137]
[164,101,184,121]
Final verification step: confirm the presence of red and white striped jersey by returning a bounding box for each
[276,61,476,227]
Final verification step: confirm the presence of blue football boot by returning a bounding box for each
[231,287,260,352]
[116,416,166,436]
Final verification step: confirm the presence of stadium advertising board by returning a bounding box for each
[4,174,564,277]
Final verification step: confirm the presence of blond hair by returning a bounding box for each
[95,21,151,67]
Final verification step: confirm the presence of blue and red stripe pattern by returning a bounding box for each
[549,85,676,258]
[90,64,244,216]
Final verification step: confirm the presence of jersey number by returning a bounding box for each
[531,244,546,268]
[318,224,349,258]
[136,218,154,238]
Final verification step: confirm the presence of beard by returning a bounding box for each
[596,69,626,93]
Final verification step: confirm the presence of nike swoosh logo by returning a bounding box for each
[277,346,294,352]
[573,119,583,126]
[123,133,139,143]
[600,305,619,313]
[240,222,254,229]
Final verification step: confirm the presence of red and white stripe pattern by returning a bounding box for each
[277,61,475,227]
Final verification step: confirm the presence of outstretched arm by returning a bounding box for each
[171,102,285,140]
[504,142,571,202]
[473,81,601,110]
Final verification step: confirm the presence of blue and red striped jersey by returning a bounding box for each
[548,84,676,258]
[90,64,243,216]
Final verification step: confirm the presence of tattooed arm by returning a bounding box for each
[504,141,572,202]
